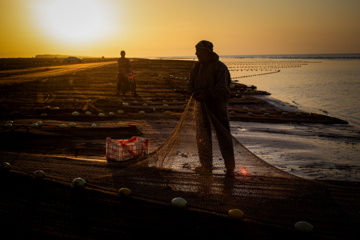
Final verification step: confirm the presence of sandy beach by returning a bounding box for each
[1,58,359,239]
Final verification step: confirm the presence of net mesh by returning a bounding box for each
[97,97,359,237]
[1,84,360,238]
[134,96,297,179]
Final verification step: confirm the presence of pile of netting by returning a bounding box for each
[3,97,359,238]
[137,96,296,177]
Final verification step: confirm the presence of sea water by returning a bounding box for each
[221,55,360,181]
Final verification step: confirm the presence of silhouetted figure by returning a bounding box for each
[188,40,235,176]
[117,51,137,96]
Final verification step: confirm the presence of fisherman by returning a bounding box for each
[117,50,137,96]
[188,40,235,176]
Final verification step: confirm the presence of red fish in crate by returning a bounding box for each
[106,136,149,161]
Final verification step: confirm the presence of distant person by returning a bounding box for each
[118,50,131,73]
[117,50,137,96]
[188,40,235,176]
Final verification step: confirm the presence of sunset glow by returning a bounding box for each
[0,0,359,58]
[32,0,116,45]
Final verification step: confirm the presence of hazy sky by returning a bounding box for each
[1,0,359,58]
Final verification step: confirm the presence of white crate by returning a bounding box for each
[106,136,149,161]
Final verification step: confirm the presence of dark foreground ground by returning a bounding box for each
[1,170,332,240]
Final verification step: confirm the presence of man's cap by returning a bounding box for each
[196,40,213,52]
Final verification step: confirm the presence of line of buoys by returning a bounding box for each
[231,70,280,80]
[1,162,314,234]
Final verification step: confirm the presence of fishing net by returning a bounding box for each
[2,96,359,238]
[134,96,296,178]
[101,97,359,238]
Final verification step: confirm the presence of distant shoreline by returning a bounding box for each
[150,53,360,60]
[2,53,360,60]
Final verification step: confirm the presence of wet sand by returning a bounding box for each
[1,58,358,239]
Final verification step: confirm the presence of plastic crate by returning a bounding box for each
[106,136,149,161]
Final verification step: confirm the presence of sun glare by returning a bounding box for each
[33,0,116,45]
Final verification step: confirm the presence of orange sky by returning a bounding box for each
[1,0,360,58]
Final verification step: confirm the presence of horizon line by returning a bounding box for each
[1,52,360,59]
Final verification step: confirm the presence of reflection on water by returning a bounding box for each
[221,58,360,181]
[224,58,360,129]
[231,121,360,181]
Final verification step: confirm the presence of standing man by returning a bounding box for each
[117,50,134,96]
[118,50,131,72]
[188,40,235,176]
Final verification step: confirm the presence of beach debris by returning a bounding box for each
[243,107,248,111]
[0,162,11,171]
[53,107,60,110]
[230,111,236,115]
[142,103,148,107]
[282,112,289,116]
[260,108,266,112]
[138,111,145,114]
[69,122,77,128]
[72,177,86,188]
[34,170,45,179]
[109,112,115,116]
[247,112,254,116]
[264,113,271,117]
[228,209,244,219]
[119,187,132,197]
[171,197,187,208]
[163,104,169,107]
[37,121,43,126]
[41,113,48,117]
[98,113,105,117]
[91,123,97,128]
[85,111,92,115]
[117,110,124,114]
[164,111,172,115]
[59,124,67,128]
[72,111,80,116]
[133,100,138,103]
[123,102,129,106]
[294,221,314,232]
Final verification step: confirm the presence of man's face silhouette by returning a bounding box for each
[196,48,210,62]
